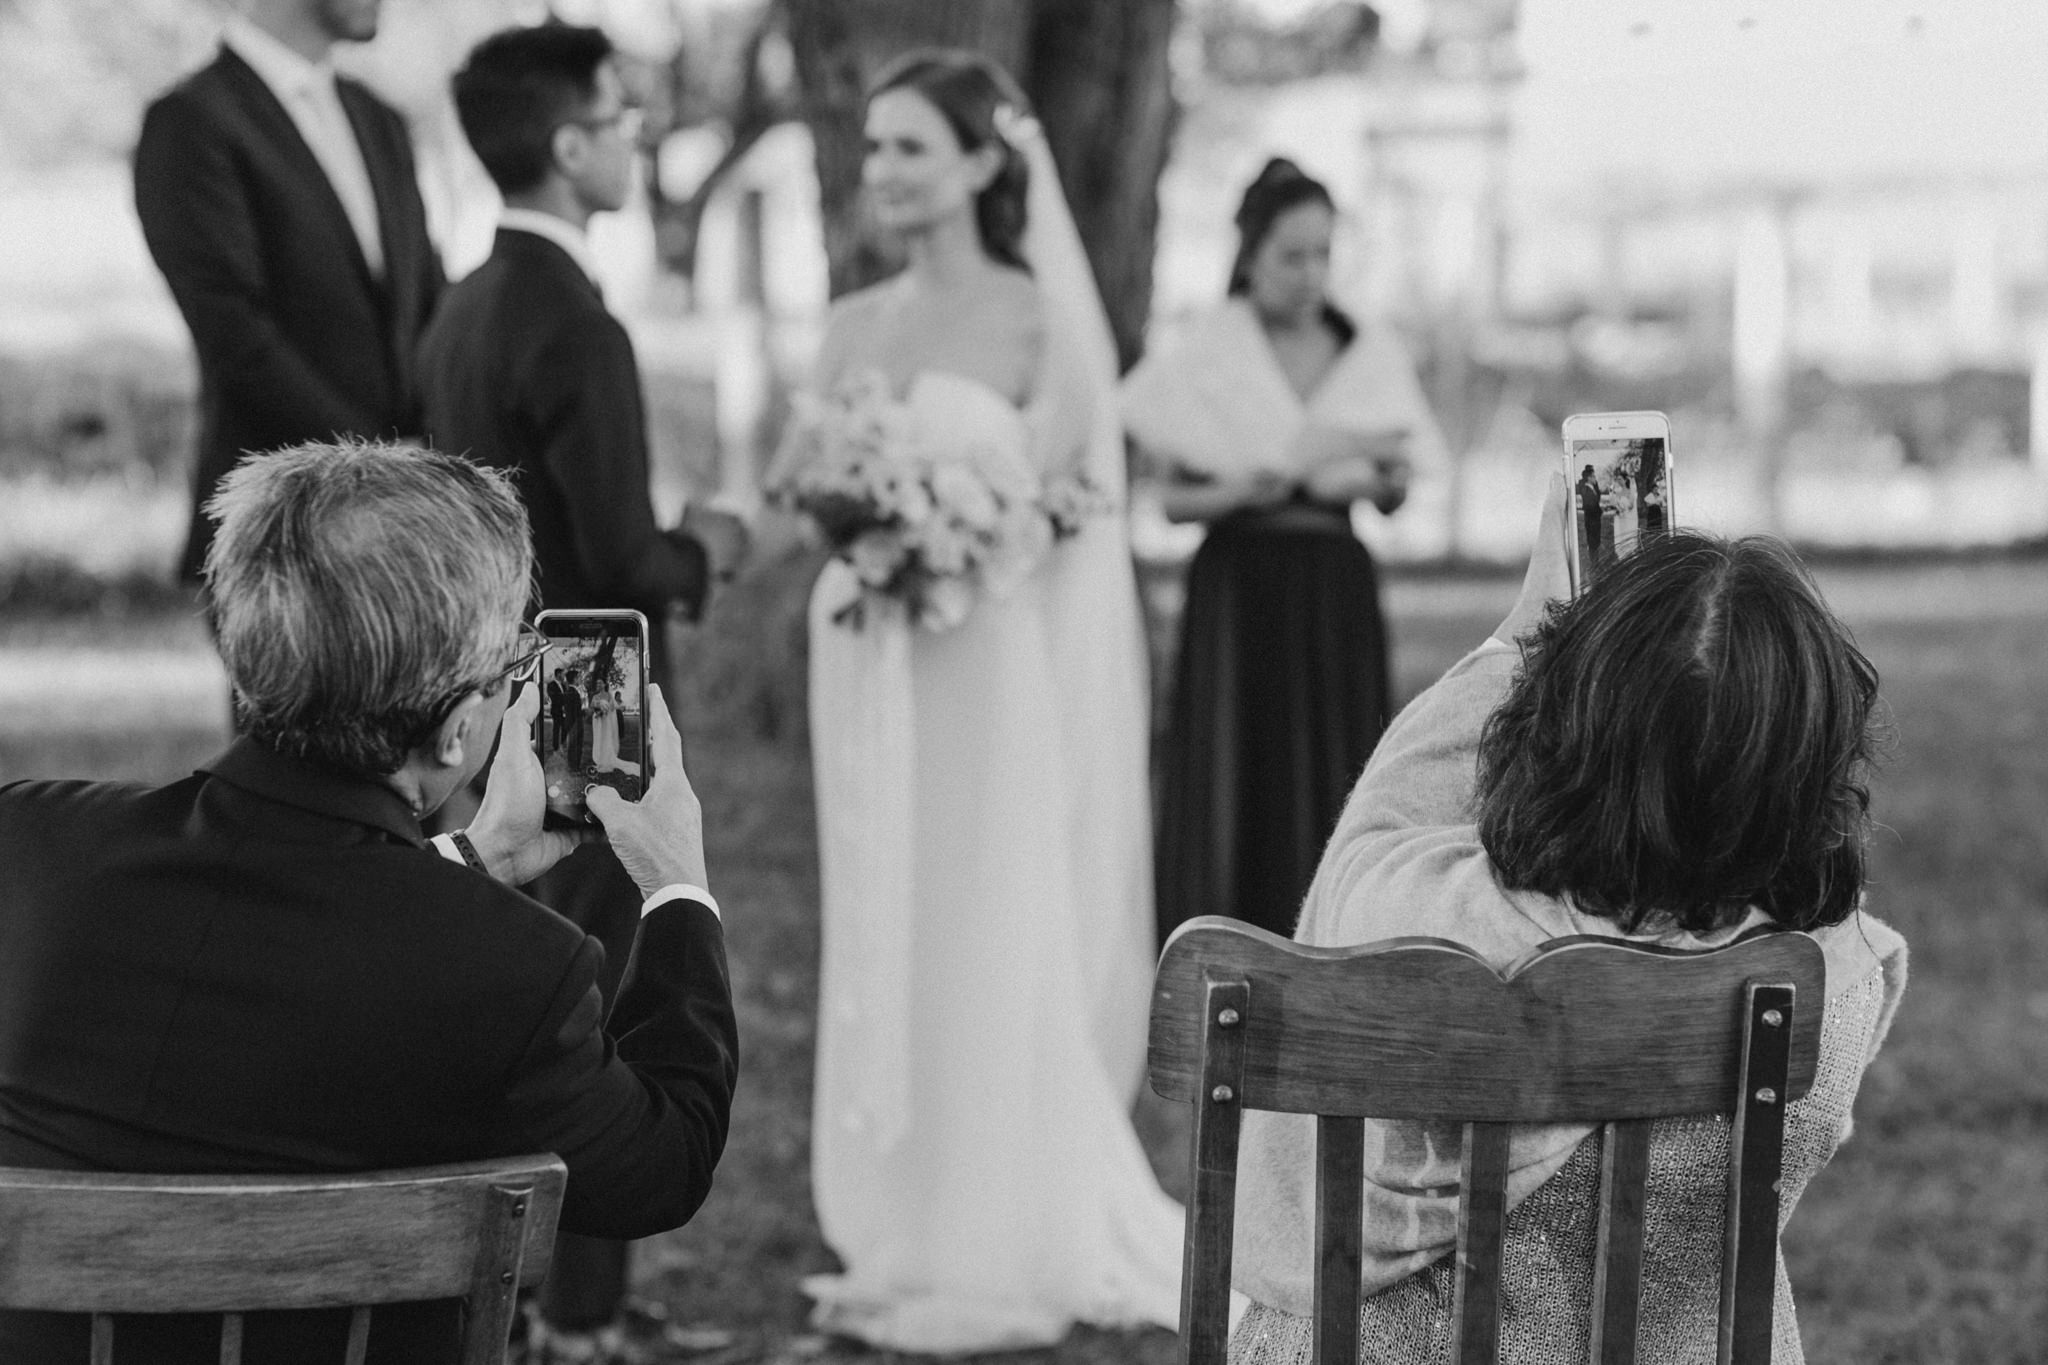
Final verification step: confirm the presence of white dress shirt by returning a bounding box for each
[497,207,603,290]
[224,16,386,278]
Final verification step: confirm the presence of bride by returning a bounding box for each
[781,48,1182,1352]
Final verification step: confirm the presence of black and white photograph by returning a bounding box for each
[0,0,2040,1362]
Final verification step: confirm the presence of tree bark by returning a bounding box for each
[783,0,1176,370]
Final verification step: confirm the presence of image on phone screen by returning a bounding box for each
[1567,435,1671,587]
[537,618,646,825]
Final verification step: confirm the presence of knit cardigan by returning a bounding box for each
[1227,640,1909,1365]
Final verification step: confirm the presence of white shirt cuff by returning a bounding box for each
[644,883,720,919]
[432,836,718,920]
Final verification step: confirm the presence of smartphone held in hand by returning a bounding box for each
[1561,410,1674,594]
[533,609,651,828]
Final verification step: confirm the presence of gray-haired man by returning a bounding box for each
[0,440,737,1365]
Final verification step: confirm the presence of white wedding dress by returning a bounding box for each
[802,363,1183,1352]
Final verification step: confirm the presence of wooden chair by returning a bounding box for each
[1148,917,1826,1365]
[0,1153,566,1365]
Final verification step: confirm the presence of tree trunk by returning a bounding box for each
[1017,0,1177,372]
[783,0,1176,370]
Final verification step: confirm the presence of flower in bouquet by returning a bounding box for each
[928,457,1003,533]
[847,527,913,590]
[917,574,977,632]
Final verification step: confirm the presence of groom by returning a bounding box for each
[416,23,747,1356]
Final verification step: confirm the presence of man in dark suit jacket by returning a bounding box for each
[0,442,737,1365]
[417,23,747,691]
[134,0,443,581]
[560,666,587,768]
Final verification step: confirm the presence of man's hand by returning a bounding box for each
[466,684,591,884]
[682,505,751,583]
[586,684,709,899]
[1494,471,1574,647]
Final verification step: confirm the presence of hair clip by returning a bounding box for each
[992,103,1041,150]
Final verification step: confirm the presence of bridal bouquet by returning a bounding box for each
[773,370,1074,632]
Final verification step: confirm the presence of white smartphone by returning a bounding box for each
[1561,410,1674,594]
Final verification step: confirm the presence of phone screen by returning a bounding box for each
[536,612,648,826]
[1564,435,1672,589]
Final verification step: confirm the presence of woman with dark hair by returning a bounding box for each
[1124,157,1449,946]
[1224,480,1908,1363]
[777,48,1179,1351]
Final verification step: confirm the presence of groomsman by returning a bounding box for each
[417,23,746,689]
[134,0,443,582]
[417,24,746,1360]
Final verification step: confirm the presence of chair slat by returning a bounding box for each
[1590,1119,1653,1365]
[459,1181,537,1365]
[219,1310,244,1365]
[89,1314,112,1365]
[1151,922,1824,1121]
[1721,983,1795,1365]
[1311,1115,1364,1365]
[1451,1121,1510,1365]
[0,1156,565,1315]
[343,1305,372,1365]
[1181,977,1251,1365]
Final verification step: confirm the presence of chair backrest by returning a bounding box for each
[0,1153,566,1365]
[1148,917,1826,1365]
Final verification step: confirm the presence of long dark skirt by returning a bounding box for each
[1155,503,1391,945]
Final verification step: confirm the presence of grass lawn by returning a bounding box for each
[1,551,2043,1364]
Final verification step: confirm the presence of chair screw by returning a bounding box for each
[500,1270,515,1285]
[1217,1008,1241,1028]
[512,1200,527,1217]
[1760,1009,1784,1028]
[1754,1086,1778,1105]
[1211,1084,1235,1104]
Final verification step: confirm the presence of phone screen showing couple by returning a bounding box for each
[537,615,647,826]
[1566,436,1672,590]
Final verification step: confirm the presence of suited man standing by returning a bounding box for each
[134,0,443,582]
[417,26,747,1357]
[561,666,587,768]
[418,22,746,689]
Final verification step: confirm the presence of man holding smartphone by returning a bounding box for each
[416,24,747,1355]
[0,442,736,1365]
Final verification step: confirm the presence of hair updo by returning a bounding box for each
[867,48,1033,273]
[1227,157,1353,342]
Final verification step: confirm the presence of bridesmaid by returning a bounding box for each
[1124,157,1448,944]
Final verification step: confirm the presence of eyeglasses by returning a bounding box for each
[562,105,645,141]
[408,625,549,747]
[493,624,551,692]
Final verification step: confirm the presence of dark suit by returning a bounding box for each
[418,228,717,1325]
[417,227,708,686]
[0,739,737,1364]
[134,46,444,581]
